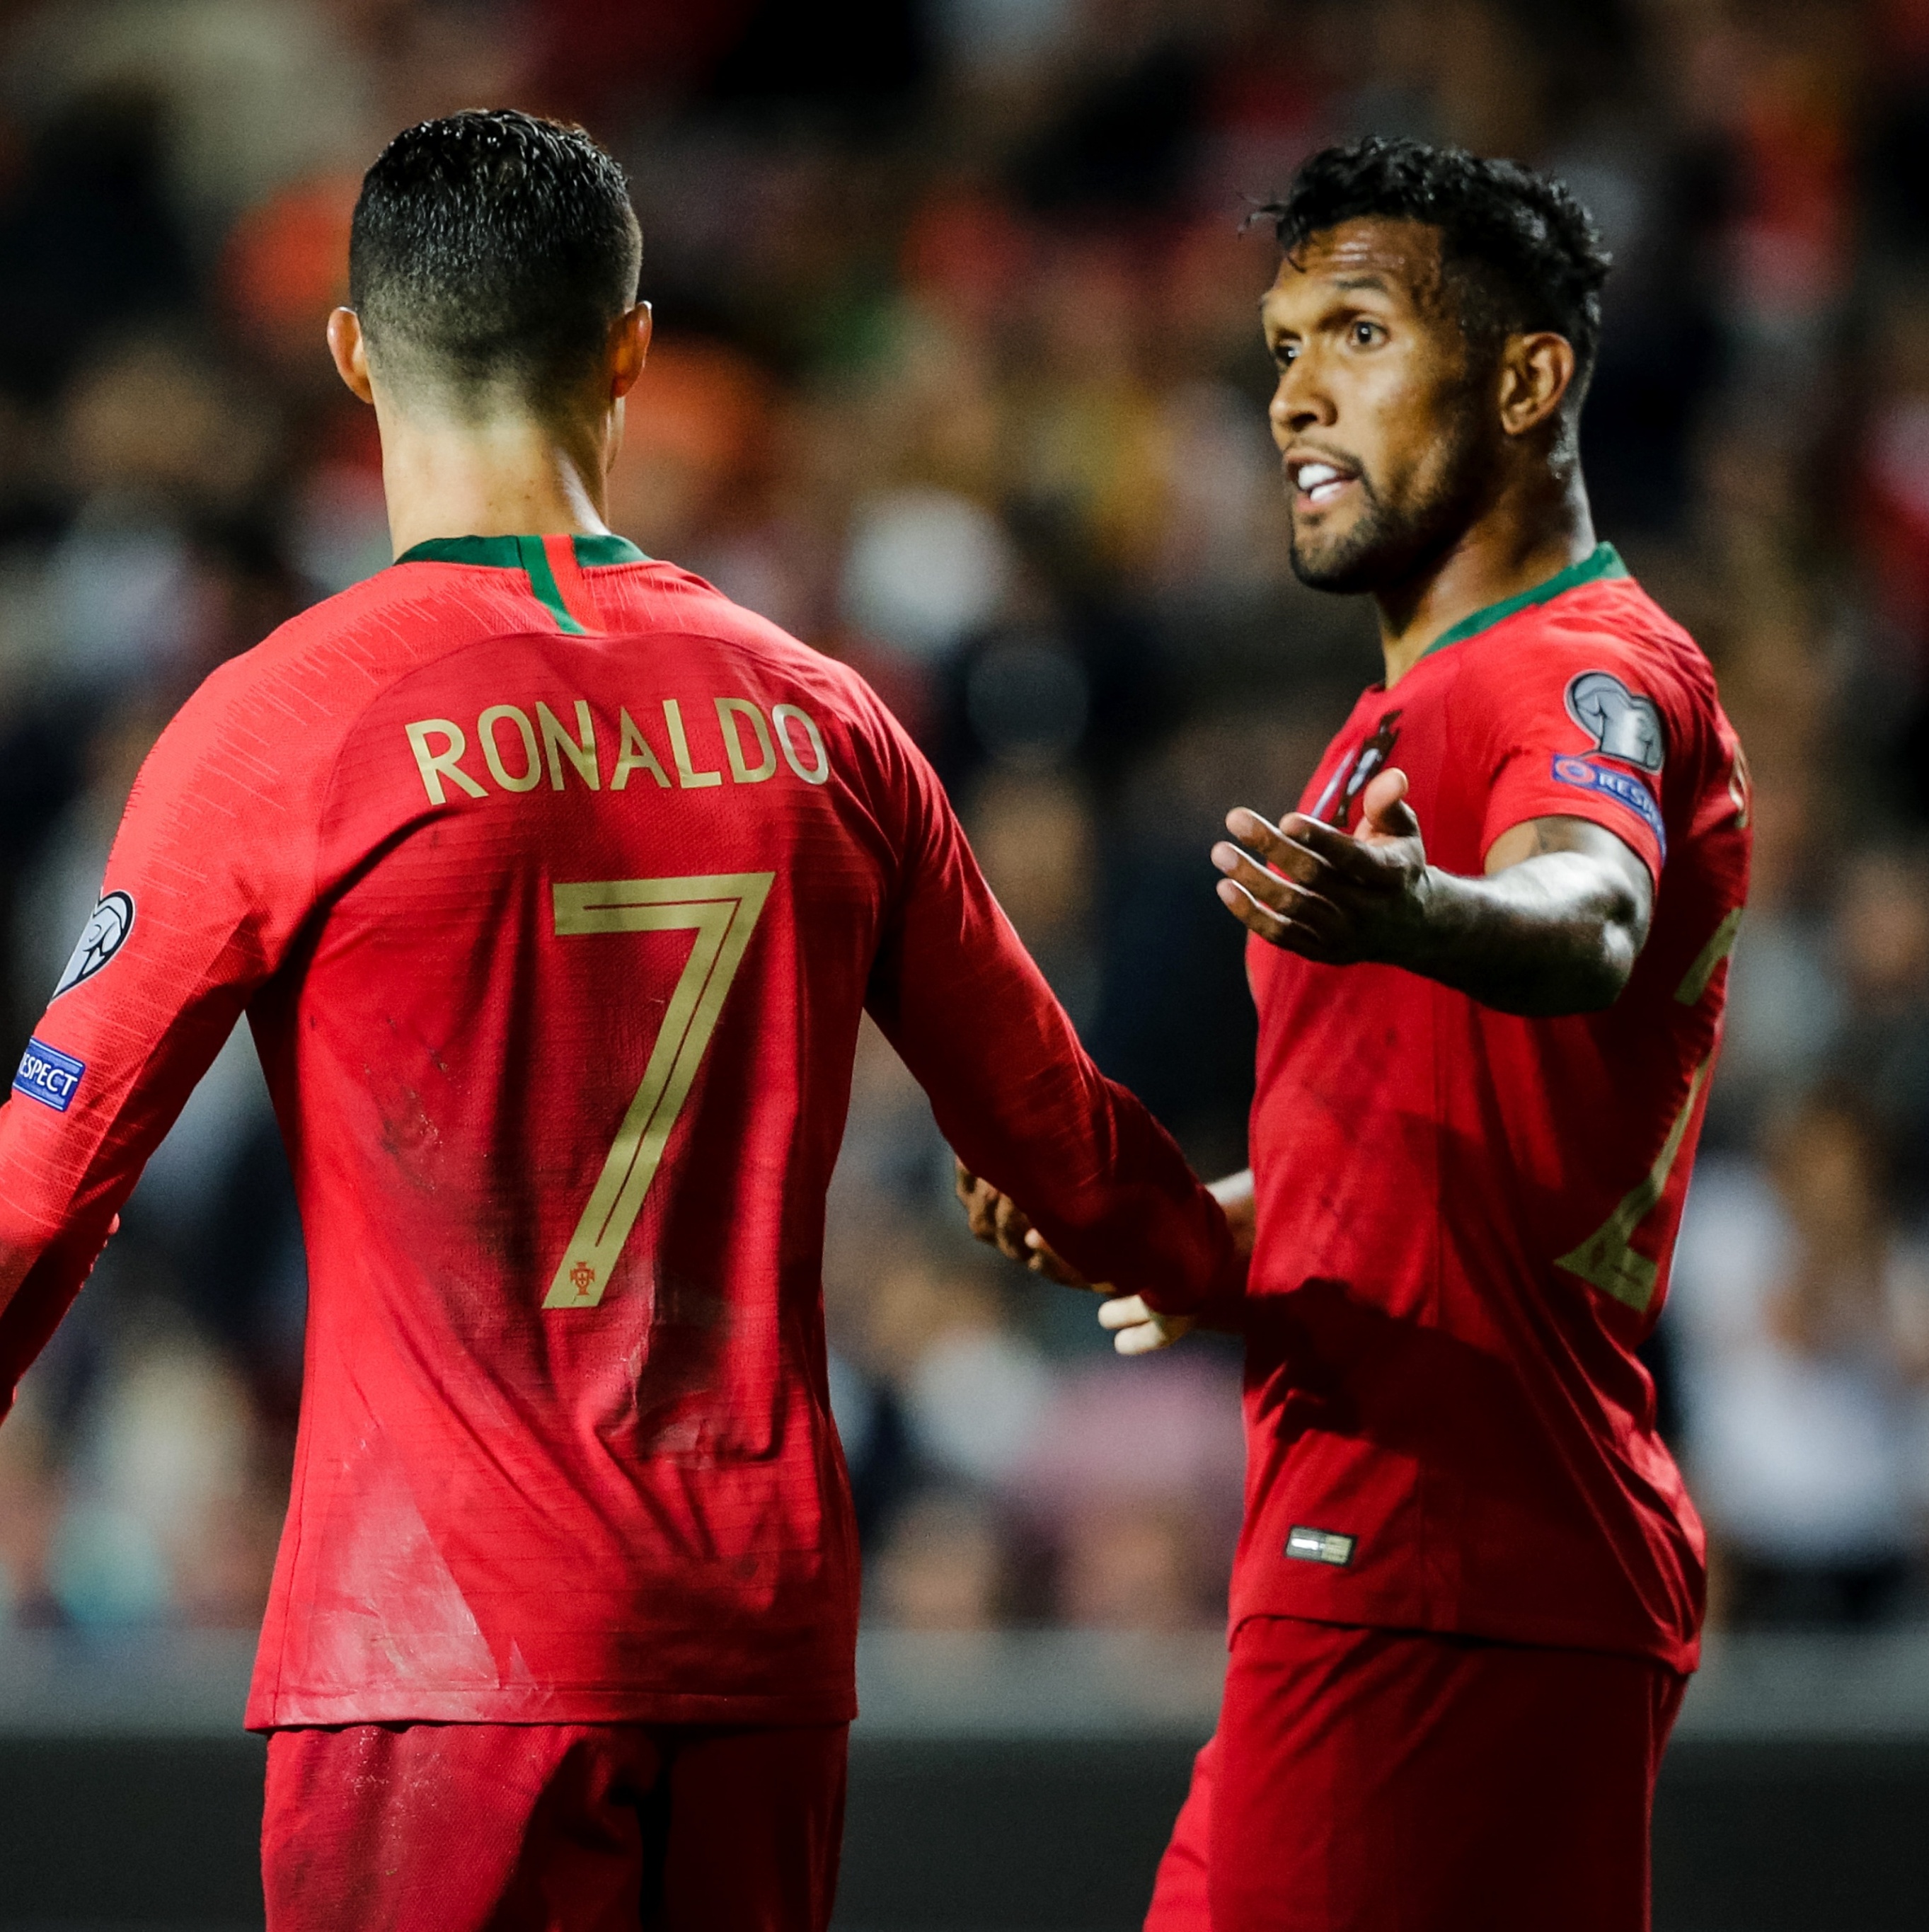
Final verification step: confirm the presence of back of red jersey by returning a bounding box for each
[1240,549,1749,1671]
[0,535,1233,1727]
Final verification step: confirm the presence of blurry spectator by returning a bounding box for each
[1011,1353,1245,1631]
[868,1488,1008,1631]
[966,769,1099,1022]
[1833,848,1929,1203]
[0,1384,62,1625]
[7,0,1929,1641]
[1054,1500,1213,1633]
[859,1248,1053,1488]
[1672,1090,1929,1628]
[48,1308,277,1628]
[0,88,195,402]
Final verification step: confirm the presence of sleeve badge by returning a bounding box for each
[52,890,135,1000]
[1565,671,1664,772]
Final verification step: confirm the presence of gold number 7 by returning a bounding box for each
[545,873,775,1309]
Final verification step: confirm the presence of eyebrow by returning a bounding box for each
[1260,269,1397,318]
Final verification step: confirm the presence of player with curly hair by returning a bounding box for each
[962,137,1751,1931]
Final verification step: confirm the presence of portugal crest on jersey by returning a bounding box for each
[1565,671,1664,772]
[52,890,134,999]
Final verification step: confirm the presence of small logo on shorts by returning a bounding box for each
[52,890,134,1000]
[1286,1525,1356,1568]
[13,1038,85,1112]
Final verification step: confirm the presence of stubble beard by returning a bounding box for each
[1286,410,1490,599]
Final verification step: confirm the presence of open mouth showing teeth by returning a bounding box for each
[1291,459,1355,507]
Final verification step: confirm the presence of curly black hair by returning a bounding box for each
[1260,137,1612,395]
[350,109,641,408]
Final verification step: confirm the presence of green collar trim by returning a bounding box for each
[396,533,650,570]
[396,532,648,634]
[1419,542,1628,662]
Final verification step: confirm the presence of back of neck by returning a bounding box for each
[376,408,611,559]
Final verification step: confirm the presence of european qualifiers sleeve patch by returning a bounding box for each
[52,890,134,999]
[1552,755,1668,859]
[1565,670,1665,771]
[13,1038,85,1112]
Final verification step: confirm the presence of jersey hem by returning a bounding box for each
[1227,1606,1698,1674]
[1226,1599,1700,1674]
[246,1681,859,1732]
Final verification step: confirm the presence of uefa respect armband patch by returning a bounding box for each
[1550,754,1667,858]
[13,1038,85,1112]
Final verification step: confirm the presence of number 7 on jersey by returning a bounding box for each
[545,873,774,1309]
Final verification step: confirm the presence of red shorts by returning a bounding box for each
[262,1720,848,1932]
[1147,1616,1686,1932]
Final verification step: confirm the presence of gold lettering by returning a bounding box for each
[479,705,541,793]
[663,698,722,788]
[405,720,487,805]
[611,708,672,790]
[716,698,777,783]
[1675,908,1742,1006]
[1555,1059,1710,1312]
[773,703,830,785]
[539,700,599,791]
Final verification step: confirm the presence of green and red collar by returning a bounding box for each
[396,532,650,636]
[1418,541,1628,662]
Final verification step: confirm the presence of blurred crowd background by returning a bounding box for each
[1,0,1929,1641]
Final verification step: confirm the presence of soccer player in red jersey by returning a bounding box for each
[963,139,1750,1931]
[0,113,1237,1931]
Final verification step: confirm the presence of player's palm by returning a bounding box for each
[1212,768,1430,965]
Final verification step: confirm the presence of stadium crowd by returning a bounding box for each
[1,0,1928,1636]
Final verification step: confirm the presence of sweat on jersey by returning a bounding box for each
[0,532,1236,1728]
[1230,545,1751,1673]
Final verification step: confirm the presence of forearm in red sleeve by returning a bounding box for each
[0,979,249,1414]
[0,663,311,1414]
[867,840,1236,1315]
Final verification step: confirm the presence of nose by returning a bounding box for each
[1270,360,1333,442]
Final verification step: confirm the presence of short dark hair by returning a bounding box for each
[350,110,641,410]
[1261,137,1611,399]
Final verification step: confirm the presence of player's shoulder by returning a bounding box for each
[597,560,892,727]
[1453,552,1720,730]
[185,563,529,719]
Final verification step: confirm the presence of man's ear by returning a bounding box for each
[610,301,651,400]
[1498,331,1574,438]
[328,309,374,405]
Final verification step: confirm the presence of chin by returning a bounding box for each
[1289,532,1388,596]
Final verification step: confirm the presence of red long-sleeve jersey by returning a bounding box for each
[1236,549,1748,1672]
[0,532,1233,1728]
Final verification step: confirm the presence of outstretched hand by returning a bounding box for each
[1212,767,1431,965]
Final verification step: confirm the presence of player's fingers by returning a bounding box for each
[1098,1293,1153,1330]
[1216,875,1339,957]
[955,1165,1003,1244]
[1275,811,1390,886]
[1110,1307,1194,1355]
[990,1190,1036,1264]
[1211,842,1340,920]
[1222,809,1330,890]
[1023,1227,1092,1289]
[1359,767,1420,841]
